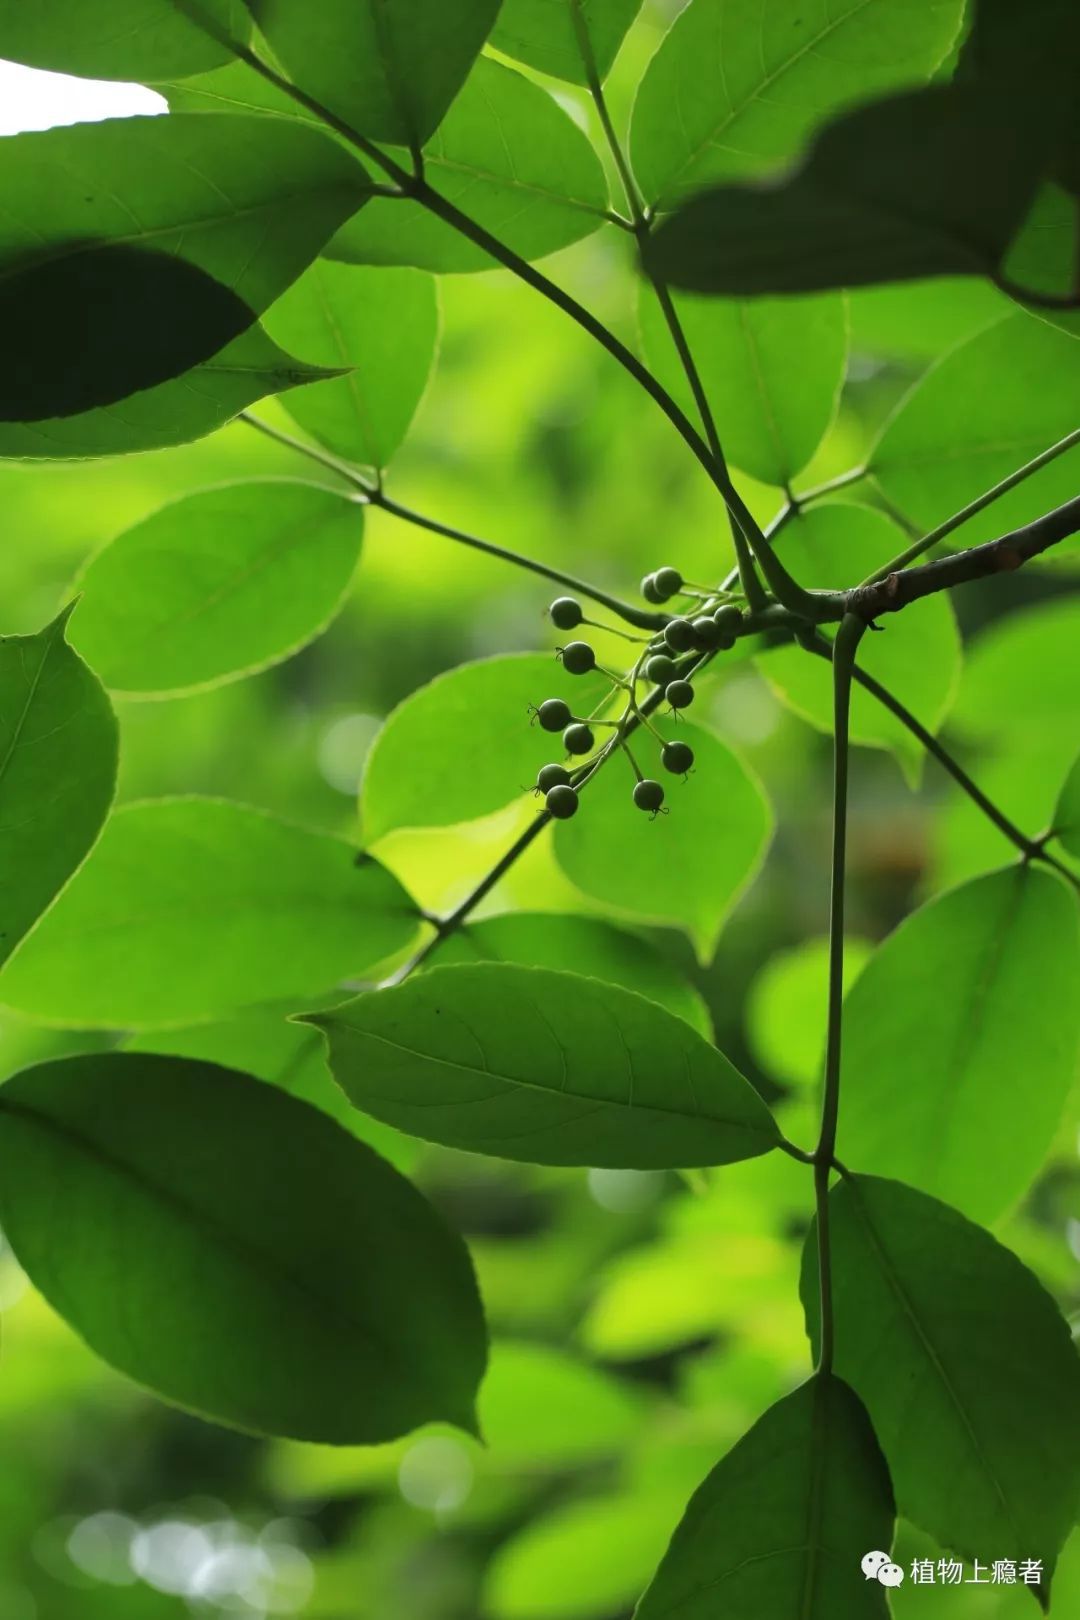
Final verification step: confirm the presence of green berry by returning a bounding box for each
[712,604,743,634]
[662,740,695,776]
[633,778,665,813]
[653,566,684,599]
[550,596,583,630]
[563,722,594,755]
[537,763,571,794]
[645,653,677,687]
[663,617,696,653]
[536,698,572,732]
[666,679,695,710]
[715,633,736,651]
[641,573,665,604]
[545,783,580,819]
[691,614,721,648]
[560,640,596,675]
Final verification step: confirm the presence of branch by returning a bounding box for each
[845,496,1080,621]
[813,612,865,1375]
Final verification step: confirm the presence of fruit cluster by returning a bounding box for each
[529,568,747,821]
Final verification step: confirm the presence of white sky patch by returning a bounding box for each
[0,58,166,135]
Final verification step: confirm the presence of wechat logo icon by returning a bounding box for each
[863,1550,905,1587]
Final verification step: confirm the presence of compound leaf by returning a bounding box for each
[70,480,362,696]
[313,962,779,1168]
[802,1175,1080,1597]
[330,57,609,273]
[0,608,117,969]
[265,261,438,469]
[636,1376,895,1620]
[0,798,420,1027]
[0,1052,485,1440]
[491,0,643,85]
[839,867,1080,1224]
[0,0,246,81]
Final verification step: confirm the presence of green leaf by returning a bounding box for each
[951,597,1080,743]
[491,0,643,85]
[125,1015,418,1171]
[0,0,246,81]
[361,653,609,841]
[802,1175,1080,1594]
[249,0,500,146]
[0,1052,486,1440]
[870,313,1080,543]
[312,962,779,1168]
[0,608,117,969]
[0,798,420,1027]
[1053,753,1080,859]
[485,1489,688,1620]
[636,1376,895,1620]
[746,936,872,1089]
[554,720,772,960]
[630,0,964,210]
[264,261,439,469]
[838,868,1080,1224]
[69,480,362,697]
[637,285,847,485]
[477,1340,642,1469]
[0,325,341,461]
[437,912,712,1038]
[758,504,961,779]
[329,58,609,274]
[847,277,1011,363]
[643,84,1044,296]
[0,114,369,420]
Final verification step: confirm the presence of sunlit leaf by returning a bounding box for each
[330,57,609,273]
[0,798,420,1026]
[437,912,711,1037]
[951,596,1080,742]
[638,286,847,485]
[249,0,501,146]
[0,1052,486,1440]
[630,0,964,209]
[265,261,439,469]
[1053,753,1080,859]
[802,1174,1080,1594]
[361,653,608,841]
[313,962,778,1168]
[0,0,246,80]
[70,480,362,696]
[491,0,643,84]
[839,868,1080,1223]
[760,504,961,778]
[0,607,117,968]
[554,720,772,961]
[637,1376,894,1620]
[746,936,872,1088]
[870,313,1080,543]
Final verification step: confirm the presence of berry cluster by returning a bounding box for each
[529,567,747,821]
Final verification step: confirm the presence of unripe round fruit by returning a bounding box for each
[645,653,677,687]
[662,740,695,775]
[633,778,665,813]
[716,633,736,652]
[537,698,572,732]
[712,604,743,635]
[691,614,722,648]
[666,679,695,710]
[653,566,684,599]
[537,763,571,794]
[550,596,583,630]
[545,783,579,819]
[663,617,696,653]
[641,573,665,604]
[563,722,594,755]
[560,639,596,675]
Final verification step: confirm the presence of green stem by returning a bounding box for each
[813,612,865,1376]
[242,412,665,630]
[862,428,1080,583]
